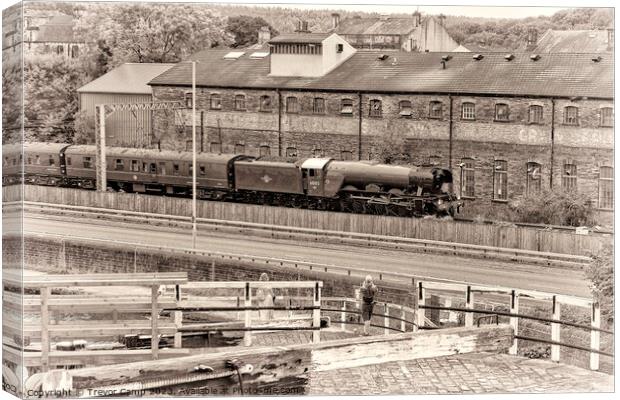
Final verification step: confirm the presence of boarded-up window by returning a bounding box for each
[495,103,509,121]
[286,147,297,157]
[235,143,245,154]
[235,94,246,111]
[461,102,475,120]
[600,107,613,127]
[260,95,272,112]
[564,106,578,125]
[341,150,353,160]
[460,158,475,198]
[341,98,353,115]
[529,105,543,124]
[210,93,222,110]
[562,163,577,190]
[313,97,325,114]
[599,166,613,209]
[286,96,299,113]
[369,99,382,118]
[399,100,412,117]
[259,145,271,157]
[210,142,222,153]
[429,101,443,119]
[493,160,508,200]
[526,162,541,194]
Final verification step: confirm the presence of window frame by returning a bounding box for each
[341,98,353,116]
[563,106,579,125]
[492,160,508,201]
[234,143,245,154]
[285,147,297,157]
[114,159,124,171]
[234,94,246,111]
[528,105,543,124]
[286,96,299,114]
[460,158,475,198]
[259,145,271,157]
[369,99,382,118]
[526,161,542,195]
[340,150,353,161]
[600,107,613,127]
[313,97,325,114]
[399,100,413,118]
[561,163,577,191]
[429,101,443,119]
[494,103,510,122]
[210,93,222,110]
[210,142,222,153]
[598,166,613,210]
[83,156,92,169]
[461,102,475,120]
[259,95,272,112]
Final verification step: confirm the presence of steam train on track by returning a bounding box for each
[3,142,463,217]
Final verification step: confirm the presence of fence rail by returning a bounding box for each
[4,185,611,257]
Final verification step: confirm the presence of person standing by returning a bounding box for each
[359,275,378,335]
[256,273,274,321]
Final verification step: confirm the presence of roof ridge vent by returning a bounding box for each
[472,54,484,60]
[530,54,541,61]
[377,54,389,60]
[504,54,515,61]
[592,56,602,62]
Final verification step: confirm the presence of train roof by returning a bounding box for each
[300,158,332,170]
[235,159,302,168]
[23,142,69,153]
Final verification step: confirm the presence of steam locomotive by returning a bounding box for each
[3,142,463,217]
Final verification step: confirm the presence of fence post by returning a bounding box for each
[211,261,216,281]
[174,284,182,348]
[40,287,51,372]
[590,301,601,371]
[551,295,560,362]
[411,278,418,332]
[400,305,406,332]
[384,303,389,336]
[416,282,425,329]
[244,282,252,346]
[151,285,159,360]
[341,300,347,331]
[509,290,519,355]
[465,286,474,327]
[312,282,321,344]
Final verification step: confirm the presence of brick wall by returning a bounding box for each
[151,85,613,214]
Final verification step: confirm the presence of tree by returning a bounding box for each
[369,133,411,165]
[72,109,96,144]
[226,16,278,48]
[586,245,613,325]
[508,189,595,227]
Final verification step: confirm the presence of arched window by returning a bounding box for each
[526,162,541,194]
[429,101,443,119]
[286,96,299,113]
[369,99,382,118]
[259,145,271,157]
[494,103,509,121]
[564,106,579,125]
[341,98,353,115]
[461,102,475,120]
[399,100,412,117]
[528,105,543,124]
[340,150,353,160]
[260,95,272,112]
[234,94,246,111]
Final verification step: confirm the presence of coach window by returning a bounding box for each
[369,99,382,118]
[526,162,541,194]
[429,101,443,119]
[66,157,71,166]
[493,160,508,201]
[199,165,206,176]
[234,94,246,111]
[149,163,157,173]
[131,160,139,172]
[259,145,271,157]
[159,162,166,175]
[49,156,55,166]
[286,147,297,157]
[313,97,325,114]
[115,159,124,171]
[286,96,299,114]
[564,106,579,125]
[562,163,577,190]
[494,103,510,122]
[399,100,412,118]
[35,155,41,164]
[598,166,613,210]
[460,158,475,198]
[461,102,475,120]
[600,107,613,127]
[260,95,272,112]
[528,105,543,124]
[83,157,92,169]
[341,98,353,115]
[209,93,222,110]
[173,163,180,176]
[341,150,353,161]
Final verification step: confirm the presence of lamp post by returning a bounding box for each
[191,60,197,249]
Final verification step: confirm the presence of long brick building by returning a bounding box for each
[148,32,613,216]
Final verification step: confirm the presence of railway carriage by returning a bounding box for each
[23,143,67,186]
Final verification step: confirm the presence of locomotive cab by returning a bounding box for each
[300,158,332,197]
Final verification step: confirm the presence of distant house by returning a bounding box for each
[525,28,614,53]
[331,12,460,52]
[25,14,85,58]
[77,63,175,146]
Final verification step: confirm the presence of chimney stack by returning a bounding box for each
[295,20,310,33]
[258,26,271,46]
[412,11,421,27]
[331,13,340,29]
[526,28,538,50]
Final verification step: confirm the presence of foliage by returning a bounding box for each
[2,59,22,143]
[226,16,279,48]
[72,109,96,145]
[586,246,613,325]
[508,189,595,227]
[369,134,411,165]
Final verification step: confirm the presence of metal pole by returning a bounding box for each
[191,61,197,249]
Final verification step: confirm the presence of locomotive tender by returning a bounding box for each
[4,142,462,217]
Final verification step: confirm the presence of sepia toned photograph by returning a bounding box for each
[1,0,615,398]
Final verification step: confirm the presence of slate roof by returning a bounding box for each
[34,14,79,43]
[268,33,332,44]
[78,63,176,94]
[528,29,613,53]
[149,50,613,99]
[335,17,424,35]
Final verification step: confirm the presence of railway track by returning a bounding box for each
[9,201,591,269]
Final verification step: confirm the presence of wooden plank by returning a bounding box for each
[19,348,190,368]
[40,287,50,372]
[416,282,425,329]
[11,272,188,288]
[590,302,601,371]
[18,322,177,339]
[551,296,560,362]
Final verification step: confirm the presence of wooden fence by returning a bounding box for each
[7,185,611,256]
